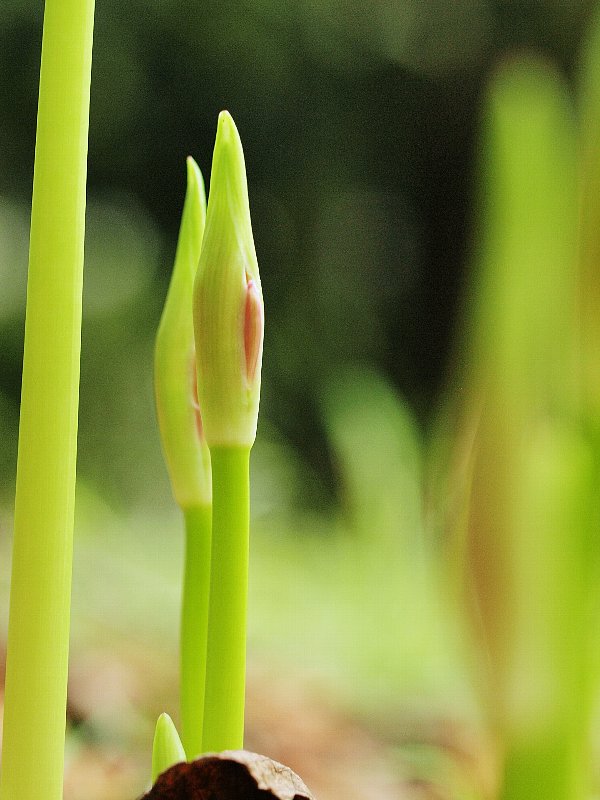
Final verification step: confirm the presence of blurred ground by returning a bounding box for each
[0,417,494,800]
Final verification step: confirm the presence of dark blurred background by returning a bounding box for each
[0,0,594,510]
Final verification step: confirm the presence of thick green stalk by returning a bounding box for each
[0,0,95,798]
[180,504,212,758]
[202,446,250,752]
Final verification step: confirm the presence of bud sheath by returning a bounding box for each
[193,111,264,448]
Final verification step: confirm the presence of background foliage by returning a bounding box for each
[0,0,594,507]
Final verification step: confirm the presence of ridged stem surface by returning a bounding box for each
[201,446,250,752]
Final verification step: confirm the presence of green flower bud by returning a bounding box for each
[151,713,186,783]
[193,111,264,448]
[155,156,212,508]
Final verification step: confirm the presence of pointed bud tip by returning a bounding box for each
[214,111,244,164]
[152,712,186,784]
[217,109,236,134]
[154,712,180,742]
[185,156,206,205]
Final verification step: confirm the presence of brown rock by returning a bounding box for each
[141,750,315,800]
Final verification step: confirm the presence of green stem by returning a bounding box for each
[180,504,212,759]
[501,729,588,800]
[202,446,250,752]
[0,0,95,798]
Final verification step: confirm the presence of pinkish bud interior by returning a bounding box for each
[189,350,204,440]
[244,275,263,384]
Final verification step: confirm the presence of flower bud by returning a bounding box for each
[155,156,212,507]
[193,111,264,448]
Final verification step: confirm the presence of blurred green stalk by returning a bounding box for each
[498,425,594,800]
[0,0,95,797]
[181,504,212,756]
[578,8,600,428]
[577,6,600,745]
[466,57,593,800]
